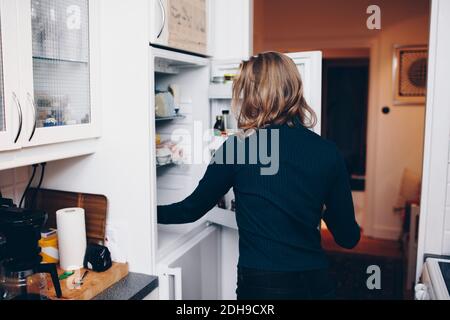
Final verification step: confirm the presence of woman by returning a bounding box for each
[158,52,361,300]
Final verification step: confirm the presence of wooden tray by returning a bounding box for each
[46,263,129,300]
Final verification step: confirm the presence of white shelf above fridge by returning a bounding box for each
[153,47,209,74]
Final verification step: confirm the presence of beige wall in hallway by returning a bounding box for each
[370,15,428,239]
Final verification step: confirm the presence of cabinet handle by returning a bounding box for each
[12,92,23,143]
[163,267,182,300]
[157,0,165,39]
[27,93,37,142]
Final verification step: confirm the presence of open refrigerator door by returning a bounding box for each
[152,48,322,300]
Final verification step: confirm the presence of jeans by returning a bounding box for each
[236,266,336,300]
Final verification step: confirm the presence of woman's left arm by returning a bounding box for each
[157,143,234,224]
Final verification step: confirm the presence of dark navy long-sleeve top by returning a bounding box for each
[158,123,361,271]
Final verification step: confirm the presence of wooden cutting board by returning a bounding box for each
[45,262,129,300]
[26,188,108,244]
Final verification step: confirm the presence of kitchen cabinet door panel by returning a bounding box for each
[167,0,207,55]
[209,0,252,60]
[150,0,208,56]
[31,0,91,129]
[0,0,21,151]
[17,0,101,147]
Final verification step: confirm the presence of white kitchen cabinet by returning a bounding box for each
[17,0,101,147]
[149,0,253,58]
[208,0,253,60]
[150,0,209,56]
[0,0,101,170]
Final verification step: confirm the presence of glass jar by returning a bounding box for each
[0,266,50,300]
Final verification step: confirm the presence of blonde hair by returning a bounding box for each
[232,51,317,131]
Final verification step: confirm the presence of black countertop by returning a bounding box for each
[93,272,158,300]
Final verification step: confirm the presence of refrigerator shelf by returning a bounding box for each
[156,160,176,168]
[155,114,186,122]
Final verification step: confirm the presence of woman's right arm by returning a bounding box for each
[157,138,235,224]
[323,148,361,249]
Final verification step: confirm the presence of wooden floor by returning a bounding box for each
[321,229,403,259]
[321,229,406,299]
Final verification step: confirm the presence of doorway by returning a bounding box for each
[322,59,369,190]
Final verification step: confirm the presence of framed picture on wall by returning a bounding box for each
[393,45,428,105]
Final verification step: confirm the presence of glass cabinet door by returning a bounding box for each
[0,7,15,151]
[31,0,91,129]
[0,0,22,152]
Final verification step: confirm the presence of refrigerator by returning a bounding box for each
[151,46,323,300]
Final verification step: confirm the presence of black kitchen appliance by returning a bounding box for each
[0,205,62,300]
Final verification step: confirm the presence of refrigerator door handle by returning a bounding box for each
[157,225,219,299]
[163,267,182,300]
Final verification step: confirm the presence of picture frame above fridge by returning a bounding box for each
[393,45,428,105]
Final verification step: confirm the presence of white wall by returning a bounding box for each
[368,15,429,239]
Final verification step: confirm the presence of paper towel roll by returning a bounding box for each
[56,208,87,271]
